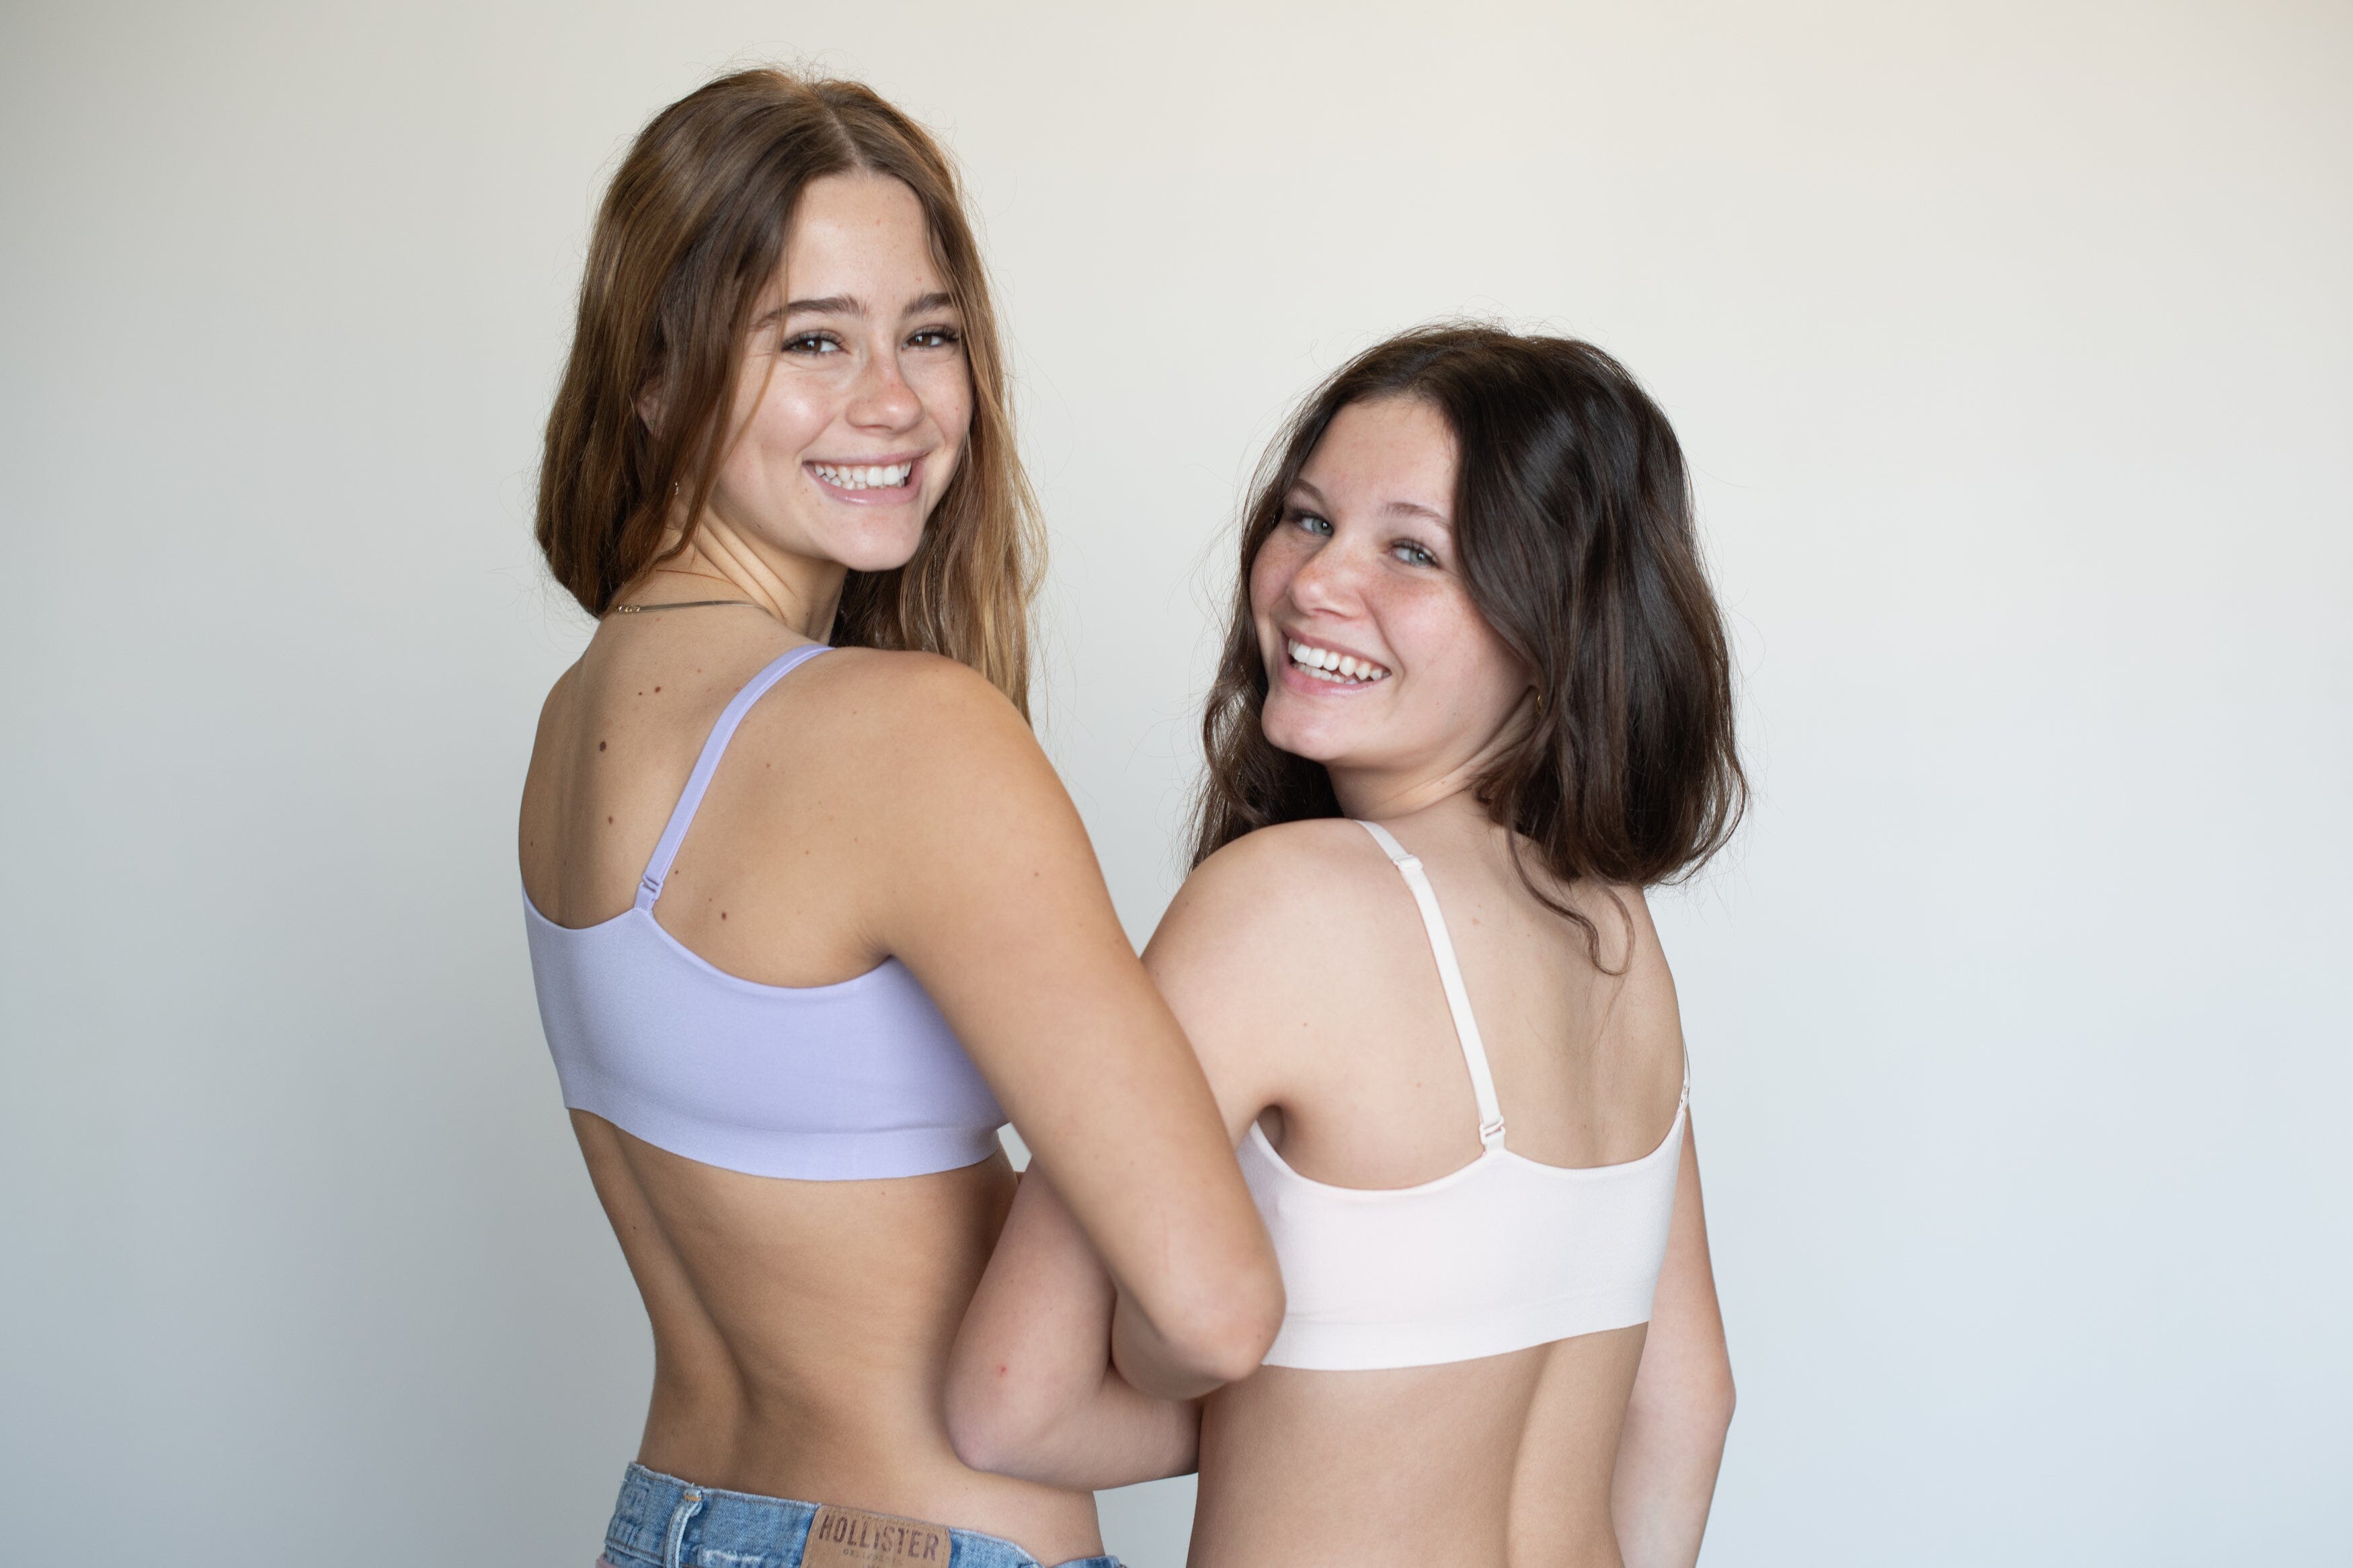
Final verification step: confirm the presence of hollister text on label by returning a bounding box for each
[803,1505,951,1568]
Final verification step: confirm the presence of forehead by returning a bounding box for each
[777,173,944,295]
[1299,397,1458,514]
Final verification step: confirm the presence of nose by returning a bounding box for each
[846,340,923,432]
[1284,532,1363,616]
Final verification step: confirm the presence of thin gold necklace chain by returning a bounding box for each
[609,599,775,616]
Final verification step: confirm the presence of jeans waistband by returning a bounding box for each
[600,1462,1119,1568]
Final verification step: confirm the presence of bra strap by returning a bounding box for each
[1357,821,1507,1152]
[635,643,833,910]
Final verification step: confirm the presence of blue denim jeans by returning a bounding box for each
[598,1464,1123,1568]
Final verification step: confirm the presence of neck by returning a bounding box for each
[1328,698,1536,824]
[1328,761,1484,825]
[650,511,848,642]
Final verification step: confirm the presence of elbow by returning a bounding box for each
[1158,1255,1286,1389]
[1685,1354,1739,1447]
[1702,1362,1737,1442]
[943,1360,1056,1480]
[1702,1335,1737,1434]
[1627,1344,1736,1450]
[943,1405,1014,1479]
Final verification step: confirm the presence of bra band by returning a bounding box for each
[530,636,1006,1184]
[1357,821,1507,1152]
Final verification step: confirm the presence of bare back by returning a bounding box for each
[520,610,1101,1559]
[1154,812,1693,1568]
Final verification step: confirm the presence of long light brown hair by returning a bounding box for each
[535,69,1043,715]
[1193,325,1745,956]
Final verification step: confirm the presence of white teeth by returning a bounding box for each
[813,462,913,490]
[1285,638,1387,684]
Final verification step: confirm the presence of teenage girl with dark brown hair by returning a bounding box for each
[949,325,1741,1568]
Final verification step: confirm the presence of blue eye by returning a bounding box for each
[1292,511,1332,536]
[1393,542,1437,567]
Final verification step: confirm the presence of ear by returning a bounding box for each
[635,378,666,434]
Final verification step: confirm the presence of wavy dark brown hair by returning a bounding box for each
[1192,324,1744,954]
[535,69,1042,714]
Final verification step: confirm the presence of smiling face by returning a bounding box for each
[701,171,972,577]
[1251,396,1532,814]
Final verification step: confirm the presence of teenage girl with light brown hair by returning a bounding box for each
[519,70,1280,1568]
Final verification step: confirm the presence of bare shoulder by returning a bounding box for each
[1585,878,1668,974]
[1144,819,1410,1070]
[737,647,1055,804]
[519,659,586,813]
[1575,879,1687,1066]
[530,657,588,750]
[1154,819,1397,956]
[786,646,1022,737]
[725,647,1104,945]
[1599,882,1675,990]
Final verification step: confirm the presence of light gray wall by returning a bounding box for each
[2,2,2346,1562]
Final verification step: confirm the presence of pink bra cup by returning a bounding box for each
[524,643,1006,1181]
[1238,819,1687,1370]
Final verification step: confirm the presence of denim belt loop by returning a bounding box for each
[663,1485,706,1568]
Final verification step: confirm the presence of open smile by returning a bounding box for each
[807,456,921,499]
[1282,636,1390,688]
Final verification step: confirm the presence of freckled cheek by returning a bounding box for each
[911,363,973,440]
[757,382,838,459]
[1422,623,1525,726]
[1248,536,1308,613]
[1245,548,1297,665]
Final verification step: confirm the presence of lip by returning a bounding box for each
[805,452,926,503]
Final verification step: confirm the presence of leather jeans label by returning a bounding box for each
[803,1505,953,1568]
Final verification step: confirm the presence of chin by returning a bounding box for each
[1259,702,1351,766]
[825,521,929,574]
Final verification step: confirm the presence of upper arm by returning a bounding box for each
[1634,1116,1732,1418]
[817,655,1279,1352]
[1603,888,1722,1403]
[1142,821,1397,1142]
[517,664,581,878]
[843,656,1196,1147]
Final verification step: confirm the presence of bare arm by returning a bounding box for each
[849,657,1281,1396]
[947,1166,1201,1485]
[947,825,1343,1483]
[1611,1118,1734,1567]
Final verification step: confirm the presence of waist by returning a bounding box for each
[1193,1356,1633,1568]
[600,1464,1117,1568]
[605,1139,1064,1536]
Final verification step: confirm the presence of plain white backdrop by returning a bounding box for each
[3,2,2346,1562]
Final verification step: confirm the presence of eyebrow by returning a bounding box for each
[1287,477,1451,527]
[780,290,957,319]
